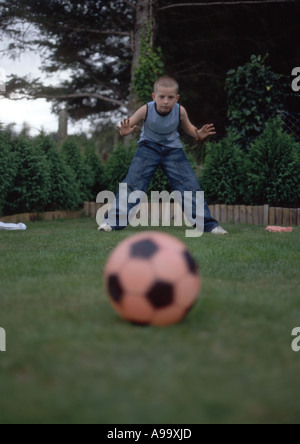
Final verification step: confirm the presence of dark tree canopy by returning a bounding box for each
[0,0,135,119]
[1,0,299,133]
[158,0,300,133]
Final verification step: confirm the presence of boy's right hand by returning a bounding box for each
[117,118,137,137]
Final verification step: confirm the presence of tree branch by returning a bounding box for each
[58,24,131,36]
[37,93,126,108]
[7,91,126,108]
[123,0,136,9]
[159,0,298,11]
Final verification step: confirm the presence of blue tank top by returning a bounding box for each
[139,102,182,148]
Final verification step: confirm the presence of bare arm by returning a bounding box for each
[117,105,147,136]
[180,106,216,142]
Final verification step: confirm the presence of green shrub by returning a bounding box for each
[83,144,105,200]
[0,131,109,214]
[34,134,81,210]
[0,132,17,214]
[60,137,94,203]
[133,28,166,104]
[225,54,285,149]
[4,136,51,214]
[245,118,300,207]
[200,133,246,204]
[103,140,137,194]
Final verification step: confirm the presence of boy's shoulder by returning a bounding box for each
[133,104,148,120]
[179,105,189,119]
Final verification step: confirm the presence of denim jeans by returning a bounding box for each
[105,140,219,232]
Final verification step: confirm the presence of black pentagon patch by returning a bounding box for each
[130,239,159,259]
[183,251,198,275]
[147,281,174,308]
[108,274,124,303]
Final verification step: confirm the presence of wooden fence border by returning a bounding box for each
[1,203,299,226]
[84,202,300,226]
[0,210,84,224]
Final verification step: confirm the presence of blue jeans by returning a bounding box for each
[105,140,219,232]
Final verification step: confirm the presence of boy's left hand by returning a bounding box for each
[195,124,216,142]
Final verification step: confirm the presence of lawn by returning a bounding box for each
[0,218,299,424]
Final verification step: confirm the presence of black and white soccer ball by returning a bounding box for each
[104,232,201,326]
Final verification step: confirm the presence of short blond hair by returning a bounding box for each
[154,77,179,94]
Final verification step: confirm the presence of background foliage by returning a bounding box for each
[225,54,286,149]
[0,131,17,214]
[133,28,166,105]
[1,1,300,134]
[1,114,300,216]
[200,132,246,205]
[245,117,300,207]
[3,136,52,215]
[200,117,300,208]
[0,129,106,215]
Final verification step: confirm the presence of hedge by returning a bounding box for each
[0,132,105,216]
[200,118,300,208]
[1,120,299,217]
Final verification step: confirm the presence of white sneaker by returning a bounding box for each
[98,222,112,232]
[210,226,228,235]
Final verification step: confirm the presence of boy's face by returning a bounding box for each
[152,86,180,115]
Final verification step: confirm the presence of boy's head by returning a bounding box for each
[154,77,179,94]
[152,77,180,115]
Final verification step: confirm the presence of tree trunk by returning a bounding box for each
[57,108,68,145]
[129,0,157,113]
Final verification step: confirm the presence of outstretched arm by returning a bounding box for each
[117,105,147,136]
[180,106,216,142]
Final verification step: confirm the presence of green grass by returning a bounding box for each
[0,219,299,424]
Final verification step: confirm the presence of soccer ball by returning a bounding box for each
[104,232,201,326]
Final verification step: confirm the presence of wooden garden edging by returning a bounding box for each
[0,209,84,224]
[84,202,300,226]
[208,204,299,226]
[1,203,299,226]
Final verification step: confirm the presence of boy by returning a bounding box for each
[99,76,228,235]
